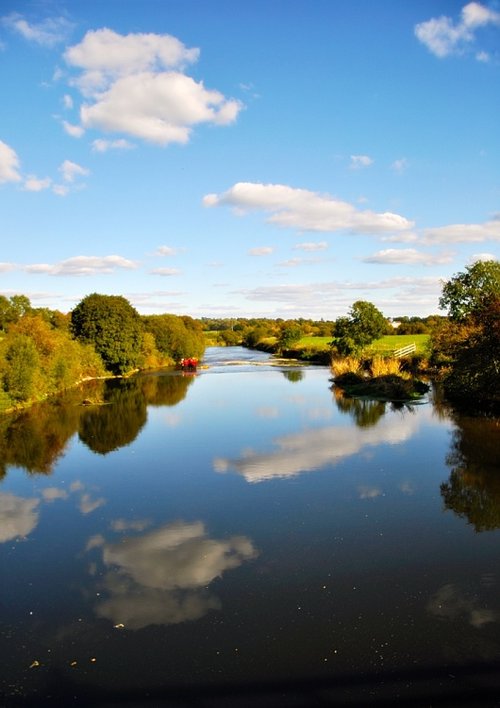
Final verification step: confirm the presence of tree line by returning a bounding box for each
[0,293,205,410]
[0,259,498,413]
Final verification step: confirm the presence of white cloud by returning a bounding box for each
[293,241,328,252]
[0,493,40,542]
[349,154,373,170]
[23,175,52,192]
[63,94,73,109]
[423,219,500,244]
[62,121,84,138]
[470,252,497,262]
[25,255,138,276]
[155,245,182,256]
[203,182,414,235]
[361,248,454,266]
[150,267,181,276]
[0,140,21,183]
[248,246,274,256]
[91,138,133,152]
[0,263,15,272]
[63,29,242,145]
[59,159,89,182]
[2,12,73,47]
[415,2,500,58]
[79,72,241,146]
[391,158,408,173]
[476,50,490,61]
[52,184,69,197]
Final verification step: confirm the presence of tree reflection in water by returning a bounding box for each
[281,369,304,383]
[0,372,195,476]
[332,386,387,427]
[441,416,500,531]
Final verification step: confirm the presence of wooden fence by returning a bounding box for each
[393,342,416,358]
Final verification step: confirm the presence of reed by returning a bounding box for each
[369,355,405,378]
[331,356,362,377]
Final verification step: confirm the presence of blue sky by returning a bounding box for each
[1,0,499,319]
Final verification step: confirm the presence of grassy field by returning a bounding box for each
[296,333,429,356]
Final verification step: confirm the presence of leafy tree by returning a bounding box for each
[142,314,205,363]
[1,334,40,401]
[71,294,144,375]
[333,301,388,355]
[439,259,500,321]
[438,296,500,413]
[277,322,302,352]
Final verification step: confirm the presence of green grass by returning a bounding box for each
[365,334,429,356]
[296,333,430,356]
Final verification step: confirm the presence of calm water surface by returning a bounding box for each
[1,347,499,705]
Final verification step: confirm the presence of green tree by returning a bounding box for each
[277,322,302,353]
[71,294,144,375]
[142,314,205,363]
[2,334,40,401]
[439,259,500,321]
[333,301,388,355]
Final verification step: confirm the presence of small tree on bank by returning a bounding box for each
[333,301,388,356]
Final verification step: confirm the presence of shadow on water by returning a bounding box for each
[4,661,500,707]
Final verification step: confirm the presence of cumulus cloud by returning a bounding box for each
[90,520,257,629]
[0,493,40,542]
[0,140,21,183]
[349,154,373,170]
[203,182,414,236]
[25,255,138,276]
[2,12,73,47]
[248,246,274,256]
[415,2,500,58]
[63,29,242,145]
[361,248,454,266]
[423,219,500,244]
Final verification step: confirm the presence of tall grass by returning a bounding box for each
[369,356,407,378]
[331,356,362,377]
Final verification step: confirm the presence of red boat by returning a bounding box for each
[179,357,198,370]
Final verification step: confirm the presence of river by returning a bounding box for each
[1,346,499,705]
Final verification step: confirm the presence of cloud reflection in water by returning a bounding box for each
[0,492,40,542]
[88,520,257,629]
[215,414,419,483]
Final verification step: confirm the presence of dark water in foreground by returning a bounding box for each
[1,347,499,706]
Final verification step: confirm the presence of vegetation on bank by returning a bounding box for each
[0,259,498,414]
[0,293,205,412]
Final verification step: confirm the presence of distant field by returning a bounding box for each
[365,334,429,355]
[297,333,429,356]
